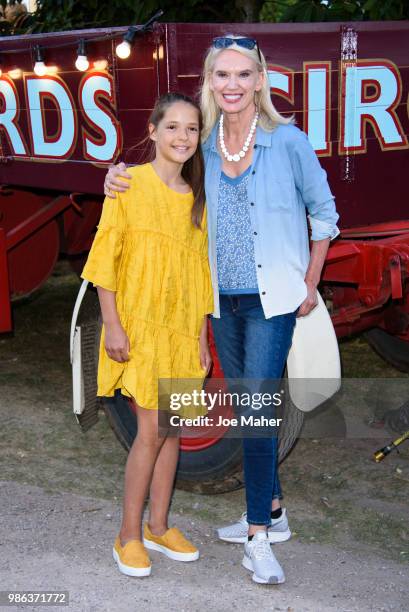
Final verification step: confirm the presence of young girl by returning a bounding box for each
[81,93,213,577]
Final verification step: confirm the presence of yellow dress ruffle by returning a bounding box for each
[81,163,213,410]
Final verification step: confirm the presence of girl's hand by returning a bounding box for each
[199,338,212,376]
[199,319,212,375]
[104,322,130,362]
[297,280,318,317]
[104,162,132,198]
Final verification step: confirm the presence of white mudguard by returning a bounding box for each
[70,279,89,415]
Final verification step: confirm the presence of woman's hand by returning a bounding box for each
[298,237,330,317]
[104,162,132,198]
[297,280,318,317]
[199,318,212,375]
[104,322,130,362]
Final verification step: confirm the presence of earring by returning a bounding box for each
[254,91,261,114]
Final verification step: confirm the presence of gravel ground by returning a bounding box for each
[1,479,407,612]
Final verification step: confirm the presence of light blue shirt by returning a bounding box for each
[202,123,340,318]
[217,168,258,294]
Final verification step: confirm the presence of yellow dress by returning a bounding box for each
[81,163,213,409]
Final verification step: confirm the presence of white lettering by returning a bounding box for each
[268,69,291,98]
[0,78,27,155]
[343,63,406,150]
[305,64,330,153]
[26,77,75,157]
[80,74,119,161]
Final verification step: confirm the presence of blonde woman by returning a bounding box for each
[104,36,339,585]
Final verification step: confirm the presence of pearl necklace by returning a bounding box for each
[219,112,259,162]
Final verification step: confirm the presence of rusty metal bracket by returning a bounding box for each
[323,232,409,331]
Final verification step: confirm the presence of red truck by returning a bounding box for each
[1,20,408,493]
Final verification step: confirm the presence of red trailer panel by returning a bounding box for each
[0,21,408,349]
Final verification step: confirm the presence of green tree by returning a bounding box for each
[261,0,409,22]
[7,0,260,34]
[2,0,408,35]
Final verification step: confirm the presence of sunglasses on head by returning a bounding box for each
[212,37,262,63]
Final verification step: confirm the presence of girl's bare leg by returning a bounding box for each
[118,404,166,545]
[148,434,180,535]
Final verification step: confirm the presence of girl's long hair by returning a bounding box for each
[200,35,294,142]
[145,93,206,229]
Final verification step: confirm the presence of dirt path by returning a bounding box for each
[1,479,407,612]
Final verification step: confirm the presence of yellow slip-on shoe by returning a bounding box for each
[143,524,199,562]
[112,536,151,577]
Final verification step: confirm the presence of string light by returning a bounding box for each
[93,59,108,71]
[8,68,22,79]
[0,10,164,75]
[34,45,47,76]
[116,9,164,60]
[116,28,135,59]
[75,40,89,72]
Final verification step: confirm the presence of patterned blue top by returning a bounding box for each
[216,167,258,294]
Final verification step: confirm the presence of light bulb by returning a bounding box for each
[93,59,108,70]
[33,45,46,76]
[75,55,89,71]
[116,41,131,59]
[9,68,22,79]
[34,61,47,76]
[75,39,89,71]
[0,68,2,78]
[115,13,163,62]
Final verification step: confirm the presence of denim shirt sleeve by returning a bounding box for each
[287,127,340,241]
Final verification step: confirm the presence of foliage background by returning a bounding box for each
[1,0,408,36]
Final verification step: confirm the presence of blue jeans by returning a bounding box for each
[211,294,297,526]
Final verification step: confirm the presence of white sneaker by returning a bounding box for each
[217,508,291,544]
[242,530,285,584]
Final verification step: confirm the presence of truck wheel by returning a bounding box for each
[79,289,304,494]
[102,389,304,495]
[365,328,409,373]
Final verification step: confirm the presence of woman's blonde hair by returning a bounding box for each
[200,35,294,142]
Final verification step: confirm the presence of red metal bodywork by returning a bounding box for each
[0,21,408,345]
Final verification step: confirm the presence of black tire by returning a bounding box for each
[277,391,304,463]
[103,391,245,494]
[79,288,304,493]
[365,328,409,373]
[102,389,304,495]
